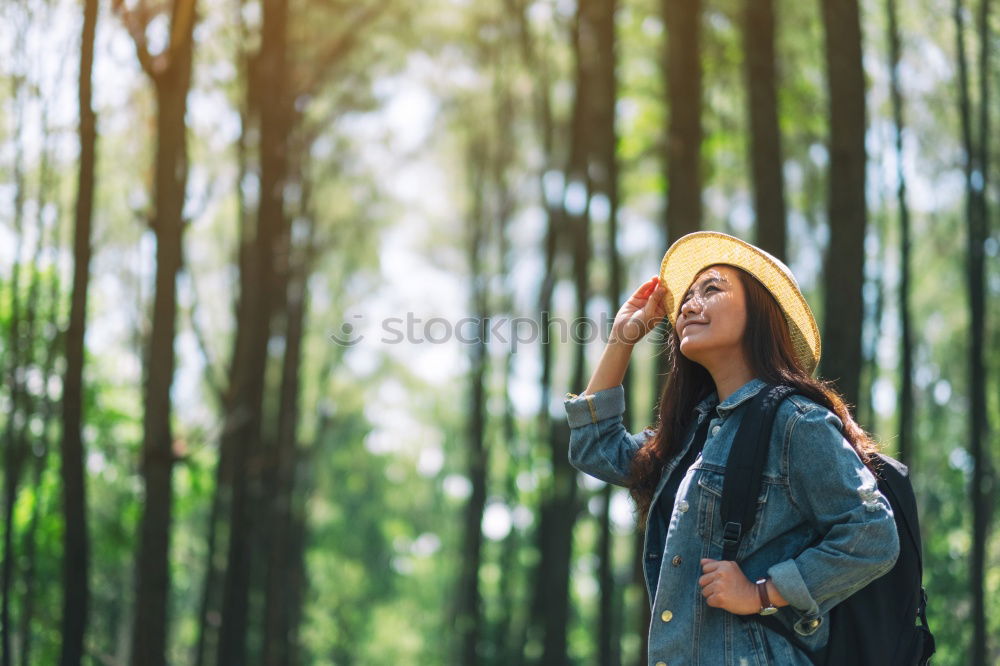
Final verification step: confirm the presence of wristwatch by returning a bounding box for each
[756,578,778,616]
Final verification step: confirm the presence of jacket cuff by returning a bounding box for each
[767,559,824,636]
[563,385,626,428]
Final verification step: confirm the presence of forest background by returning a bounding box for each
[0,0,998,664]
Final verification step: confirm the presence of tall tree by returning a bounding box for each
[817,0,867,410]
[0,15,30,665]
[493,134,527,666]
[4,126,54,666]
[533,3,601,662]
[113,1,198,664]
[483,23,525,663]
[16,101,62,663]
[953,0,993,662]
[884,0,914,467]
[742,0,787,260]
[194,6,386,663]
[662,0,703,242]
[216,0,291,661]
[453,131,491,665]
[193,4,252,661]
[261,140,317,666]
[4,205,45,666]
[507,1,573,661]
[970,0,994,658]
[60,1,98,663]
[23,201,64,666]
[576,0,622,662]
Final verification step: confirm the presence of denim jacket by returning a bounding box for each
[564,377,900,666]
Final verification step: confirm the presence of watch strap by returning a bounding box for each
[756,577,776,613]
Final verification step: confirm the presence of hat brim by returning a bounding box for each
[659,231,821,377]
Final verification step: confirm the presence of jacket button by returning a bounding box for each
[671,555,682,566]
[660,610,673,622]
[677,500,689,513]
[655,662,667,666]
[711,425,721,436]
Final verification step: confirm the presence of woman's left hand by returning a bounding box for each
[698,559,760,615]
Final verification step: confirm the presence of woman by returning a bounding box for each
[564,231,899,665]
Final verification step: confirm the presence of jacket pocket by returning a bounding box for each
[696,469,770,554]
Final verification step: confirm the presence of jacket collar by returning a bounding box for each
[693,377,768,418]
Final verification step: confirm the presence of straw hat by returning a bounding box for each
[659,231,821,376]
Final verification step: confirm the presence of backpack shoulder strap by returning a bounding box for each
[871,453,923,572]
[720,383,798,561]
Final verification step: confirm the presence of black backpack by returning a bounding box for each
[721,384,936,665]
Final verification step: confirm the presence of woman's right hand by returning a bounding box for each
[609,275,668,346]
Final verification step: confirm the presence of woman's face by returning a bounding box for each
[675,265,748,367]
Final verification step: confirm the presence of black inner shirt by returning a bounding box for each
[657,415,712,533]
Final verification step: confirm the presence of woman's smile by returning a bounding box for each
[684,322,707,333]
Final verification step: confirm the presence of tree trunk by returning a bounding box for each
[884,0,914,467]
[0,33,29,666]
[534,6,598,664]
[60,1,98,662]
[193,427,233,666]
[454,138,490,665]
[19,457,45,666]
[261,148,314,666]
[743,0,787,260]
[126,2,198,664]
[10,92,57,665]
[489,46,524,665]
[528,117,565,666]
[970,0,994,657]
[24,234,64,666]
[579,0,621,662]
[858,214,885,435]
[507,1,568,662]
[954,0,993,662]
[217,0,290,662]
[194,5,253,662]
[280,470,310,666]
[193,426,236,666]
[496,389,526,666]
[817,0,867,408]
[662,0,703,240]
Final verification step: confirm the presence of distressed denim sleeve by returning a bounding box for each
[564,385,652,487]
[766,406,900,636]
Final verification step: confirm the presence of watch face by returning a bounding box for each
[759,607,779,616]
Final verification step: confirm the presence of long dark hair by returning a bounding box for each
[626,264,880,530]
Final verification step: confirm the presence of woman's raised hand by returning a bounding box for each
[581,275,666,394]
[610,275,668,346]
